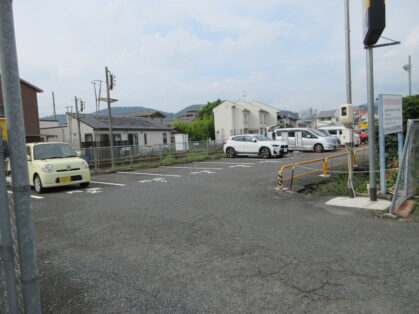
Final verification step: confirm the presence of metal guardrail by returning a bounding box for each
[277,148,368,191]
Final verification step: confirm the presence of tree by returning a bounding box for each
[199,99,222,119]
[173,99,222,141]
[402,94,419,132]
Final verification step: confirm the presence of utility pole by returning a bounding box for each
[52,91,57,120]
[74,97,83,149]
[0,0,42,312]
[105,66,115,168]
[66,106,73,145]
[403,55,412,96]
[344,0,355,198]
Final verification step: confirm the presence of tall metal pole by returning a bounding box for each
[0,129,19,314]
[74,96,83,149]
[408,55,412,96]
[0,0,42,312]
[105,67,115,168]
[344,0,355,198]
[366,47,377,201]
[344,0,352,104]
[52,91,56,120]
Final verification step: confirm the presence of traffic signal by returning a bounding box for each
[80,100,86,112]
[109,74,116,90]
[363,0,386,47]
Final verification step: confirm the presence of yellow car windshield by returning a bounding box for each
[33,143,77,160]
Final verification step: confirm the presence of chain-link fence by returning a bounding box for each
[390,119,419,214]
[79,140,225,170]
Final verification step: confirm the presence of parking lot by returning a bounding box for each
[31,149,419,313]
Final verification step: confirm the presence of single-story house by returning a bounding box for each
[41,113,172,149]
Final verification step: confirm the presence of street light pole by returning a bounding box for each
[403,55,412,96]
[105,66,115,168]
[52,91,57,120]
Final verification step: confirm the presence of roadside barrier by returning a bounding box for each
[277,148,368,191]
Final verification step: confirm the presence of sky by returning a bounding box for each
[12,0,419,117]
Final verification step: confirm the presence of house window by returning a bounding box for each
[243,112,249,123]
[163,133,167,144]
[128,133,138,146]
[144,133,147,145]
[113,134,122,144]
[85,133,93,143]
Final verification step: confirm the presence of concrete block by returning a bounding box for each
[326,197,391,211]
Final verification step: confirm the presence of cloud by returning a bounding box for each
[11,0,419,117]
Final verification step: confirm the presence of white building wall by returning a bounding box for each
[138,130,170,146]
[214,101,235,141]
[250,100,279,127]
[67,114,94,148]
[39,120,60,128]
[40,126,69,143]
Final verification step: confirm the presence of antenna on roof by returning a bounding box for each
[242,90,247,102]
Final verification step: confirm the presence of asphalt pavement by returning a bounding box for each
[31,148,419,313]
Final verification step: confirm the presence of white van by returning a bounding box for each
[271,128,340,152]
[319,126,360,146]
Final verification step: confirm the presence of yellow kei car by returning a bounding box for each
[26,142,90,193]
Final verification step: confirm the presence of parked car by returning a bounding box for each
[354,130,368,143]
[319,126,361,146]
[25,142,90,193]
[223,134,288,159]
[271,128,340,152]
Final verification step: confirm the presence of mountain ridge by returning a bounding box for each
[41,104,204,125]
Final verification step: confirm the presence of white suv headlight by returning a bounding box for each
[41,164,54,173]
[81,160,89,169]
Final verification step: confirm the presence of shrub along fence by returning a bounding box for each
[79,140,224,170]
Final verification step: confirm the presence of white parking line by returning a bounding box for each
[191,170,216,174]
[117,172,182,177]
[7,190,44,199]
[196,161,255,165]
[161,166,223,170]
[90,181,126,186]
[31,195,44,199]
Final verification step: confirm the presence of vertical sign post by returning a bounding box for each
[363,0,385,201]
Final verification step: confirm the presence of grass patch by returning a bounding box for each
[302,169,370,196]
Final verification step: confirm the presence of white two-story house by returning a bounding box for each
[213,100,281,141]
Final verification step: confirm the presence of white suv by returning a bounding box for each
[223,134,288,159]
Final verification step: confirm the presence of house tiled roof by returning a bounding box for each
[317,109,337,118]
[72,114,172,131]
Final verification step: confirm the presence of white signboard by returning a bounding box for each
[379,95,403,135]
